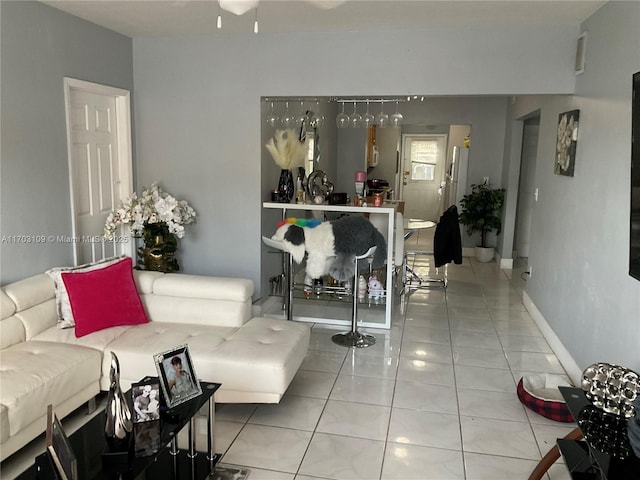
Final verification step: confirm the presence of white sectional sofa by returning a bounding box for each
[0,267,310,461]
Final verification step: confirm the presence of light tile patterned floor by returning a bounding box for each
[1,252,577,480]
[214,254,576,480]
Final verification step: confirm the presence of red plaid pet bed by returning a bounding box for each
[517,374,574,423]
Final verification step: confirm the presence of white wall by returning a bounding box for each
[133,26,578,290]
[0,1,134,284]
[510,1,640,373]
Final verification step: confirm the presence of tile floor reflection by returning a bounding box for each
[215,255,575,480]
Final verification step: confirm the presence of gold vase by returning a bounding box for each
[143,235,177,272]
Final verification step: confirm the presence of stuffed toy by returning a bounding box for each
[271,215,387,281]
[367,276,384,299]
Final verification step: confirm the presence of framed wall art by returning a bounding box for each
[554,109,580,177]
[154,344,202,408]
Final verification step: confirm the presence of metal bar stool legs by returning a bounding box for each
[332,246,377,348]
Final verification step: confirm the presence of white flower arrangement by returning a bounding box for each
[265,129,307,170]
[104,183,197,240]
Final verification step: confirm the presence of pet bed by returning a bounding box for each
[517,374,574,422]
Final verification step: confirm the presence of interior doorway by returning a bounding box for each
[400,134,448,221]
[63,78,134,265]
[513,115,540,266]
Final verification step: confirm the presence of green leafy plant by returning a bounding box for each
[459,183,506,248]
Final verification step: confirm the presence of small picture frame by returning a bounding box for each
[46,404,78,480]
[154,344,202,408]
[131,380,161,423]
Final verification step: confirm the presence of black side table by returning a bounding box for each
[23,380,221,480]
[557,386,640,479]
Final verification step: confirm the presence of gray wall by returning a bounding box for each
[133,26,578,292]
[509,1,640,372]
[0,1,134,283]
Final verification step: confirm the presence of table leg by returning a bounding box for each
[171,437,179,479]
[189,417,198,480]
[207,395,218,475]
[286,252,293,321]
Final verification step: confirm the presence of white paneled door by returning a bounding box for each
[400,134,448,222]
[64,78,133,265]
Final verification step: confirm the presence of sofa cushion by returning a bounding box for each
[152,274,254,302]
[1,291,24,350]
[105,318,310,401]
[139,294,252,328]
[46,256,124,328]
[1,290,16,320]
[62,257,149,338]
[32,324,132,352]
[102,322,238,389]
[0,404,8,443]
[204,317,310,396]
[3,274,55,313]
[3,275,58,340]
[132,270,164,295]
[0,341,101,437]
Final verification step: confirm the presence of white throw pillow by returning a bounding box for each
[46,256,125,328]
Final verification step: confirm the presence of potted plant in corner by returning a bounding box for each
[458,182,506,262]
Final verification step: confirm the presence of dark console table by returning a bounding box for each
[18,380,221,480]
[556,386,640,479]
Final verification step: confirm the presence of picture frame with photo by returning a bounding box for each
[131,379,161,423]
[154,344,202,408]
[46,404,78,480]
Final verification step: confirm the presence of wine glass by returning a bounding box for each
[296,101,307,126]
[336,102,349,128]
[375,102,389,128]
[390,101,403,128]
[349,102,362,128]
[362,100,375,128]
[281,102,295,129]
[266,101,279,128]
[311,101,325,127]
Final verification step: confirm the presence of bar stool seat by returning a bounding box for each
[332,246,377,348]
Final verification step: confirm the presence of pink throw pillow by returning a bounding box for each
[62,257,149,338]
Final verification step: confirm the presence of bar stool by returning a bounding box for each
[332,246,377,348]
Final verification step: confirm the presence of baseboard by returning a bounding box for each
[496,252,513,269]
[522,291,582,385]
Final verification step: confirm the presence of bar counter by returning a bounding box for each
[262,202,396,329]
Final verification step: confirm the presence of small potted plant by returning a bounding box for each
[458,182,505,262]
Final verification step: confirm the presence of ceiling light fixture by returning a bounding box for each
[219,0,259,16]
